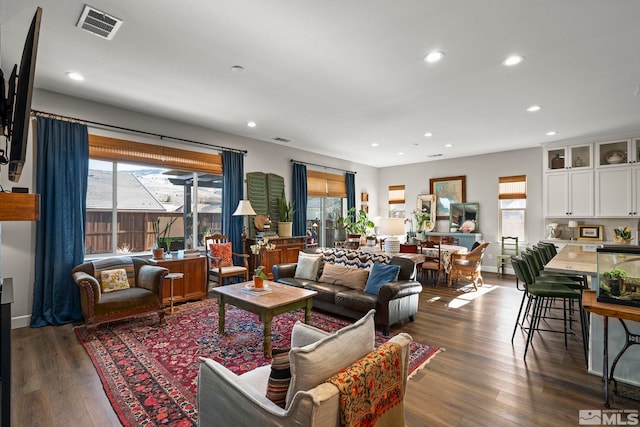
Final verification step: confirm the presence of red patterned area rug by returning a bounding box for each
[75,299,440,426]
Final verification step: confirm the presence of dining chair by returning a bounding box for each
[440,235,460,246]
[204,234,249,287]
[496,236,519,276]
[447,242,489,290]
[419,240,443,285]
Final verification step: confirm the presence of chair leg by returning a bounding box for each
[511,290,529,342]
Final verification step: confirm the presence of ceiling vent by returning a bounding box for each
[272,137,292,143]
[76,5,123,40]
[428,154,443,158]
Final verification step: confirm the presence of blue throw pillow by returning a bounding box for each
[364,262,401,295]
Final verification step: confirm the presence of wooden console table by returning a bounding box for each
[151,256,207,305]
[582,290,640,407]
[244,237,305,280]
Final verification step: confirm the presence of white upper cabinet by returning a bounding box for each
[545,144,592,171]
[544,169,594,217]
[595,139,635,167]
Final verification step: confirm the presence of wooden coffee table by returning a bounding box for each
[210,281,317,357]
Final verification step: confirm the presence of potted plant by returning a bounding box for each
[603,268,627,296]
[277,190,294,237]
[253,266,268,288]
[614,226,632,244]
[342,207,374,242]
[152,216,179,259]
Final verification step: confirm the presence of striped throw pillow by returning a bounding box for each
[265,348,291,408]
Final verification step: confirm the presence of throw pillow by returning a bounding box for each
[318,263,369,290]
[92,257,135,286]
[294,252,323,280]
[364,262,401,295]
[209,242,233,267]
[265,348,291,408]
[291,321,331,348]
[100,268,130,293]
[286,309,375,408]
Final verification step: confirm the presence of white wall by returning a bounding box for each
[0,89,380,328]
[378,147,545,266]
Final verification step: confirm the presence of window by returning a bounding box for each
[306,170,346,247]
[499,175,527,240]
[85,135,222,255]
[388,185,405,218]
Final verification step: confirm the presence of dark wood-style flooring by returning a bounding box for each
[11,273,637,426]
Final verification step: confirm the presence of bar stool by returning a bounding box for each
[165,272,184,314]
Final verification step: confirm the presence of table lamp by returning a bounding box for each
[233,200,257,238]
[379,218,405,254]
[568,220,578,241]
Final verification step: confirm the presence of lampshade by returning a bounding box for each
[233,200,257,216]
[568,221,578,228]
[378,218,405,237]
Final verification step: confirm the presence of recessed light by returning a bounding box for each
[526,105,542,112]
[546,131,557,136]
[397,152,405,155]
[231,65,245,72]
[247,121,256,128]
[445,144,453,148]
[424,132,433,137]
[371,143,379,147]
[503,55,524,66]
[424,51,445,63]
[66,71,84,81]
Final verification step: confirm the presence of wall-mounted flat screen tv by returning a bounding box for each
[0,7,42,183]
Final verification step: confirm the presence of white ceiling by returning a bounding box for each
[1,1,640,167]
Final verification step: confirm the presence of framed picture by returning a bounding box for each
[578,225,603,241]
[430,176,466,220]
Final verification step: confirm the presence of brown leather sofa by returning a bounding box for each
[72,257,168,338]
[272,248,422,335]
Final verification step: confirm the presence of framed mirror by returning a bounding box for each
[416,194,436,232]
[449,202,479,233]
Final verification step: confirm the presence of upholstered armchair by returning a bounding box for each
[447,242,490,290]
[198,310,411,427]
[72,256,168,338]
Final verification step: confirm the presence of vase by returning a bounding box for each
[278,221,293,237]
[614,236,631,245]
[254,276,264,289]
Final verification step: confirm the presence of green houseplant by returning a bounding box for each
[603,268,627,296]
[152,216,179,258]
[342,207,375,237]
[277,191,294,237]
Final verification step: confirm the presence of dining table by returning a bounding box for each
[420,244,468,275]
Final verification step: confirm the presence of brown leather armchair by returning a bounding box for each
[72,257,168,338]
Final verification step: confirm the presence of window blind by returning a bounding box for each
[88,135,222,174]
[307,170,347,197]
[499,175,527,199]
[388,185,405,204]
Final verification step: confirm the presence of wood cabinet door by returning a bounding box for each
[183,257,206,300]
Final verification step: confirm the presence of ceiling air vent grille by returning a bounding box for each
[76,5,123,40]
[428,154,443,158]
[272,137,292,143]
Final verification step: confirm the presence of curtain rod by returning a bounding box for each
[31,109,247,155]
[290,159,356,174]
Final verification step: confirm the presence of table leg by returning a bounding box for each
[263,312,273,358]
[305,299,312,324]
[217,296,225,334]
[603,316,610,408]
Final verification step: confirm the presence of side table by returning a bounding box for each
[165,272,184,314]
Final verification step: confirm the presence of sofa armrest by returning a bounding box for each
[198,357,339,427]
[272,263,298,280]
[377,280,423,303]
[136,265,168,298]
[72,271,102,304]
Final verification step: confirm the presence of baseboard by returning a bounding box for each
[12,314,32,329]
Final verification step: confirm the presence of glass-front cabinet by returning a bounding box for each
[595,138,636,167]
[597,246,640,307]
[545,144,592,171]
